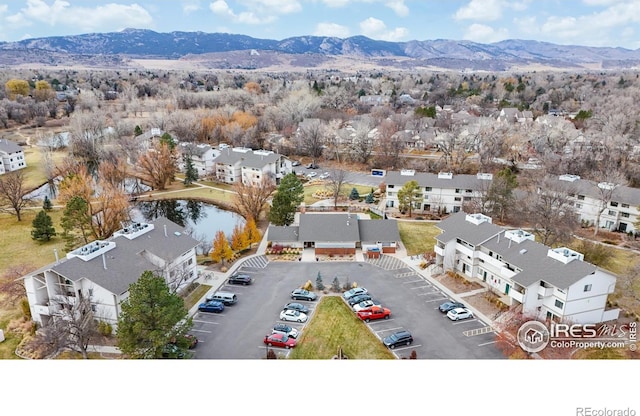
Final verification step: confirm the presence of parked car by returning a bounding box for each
[280,309,308,323]
[306,163,319,169]
[283,302,309,314]
[357,306,391,322]
[198,300,225,313]
[383,330,413,349]
[291,160,301,166]
[348,294,372,306]
[353,299,382,312]
[306,172,317,179]
[438,301,465,313]
[319,172,330,179]
[343,287,368,299]
[291,289,318,301]
[228,273,253,285]
[272,323,299,339]
[264,332,297,349]
[447,307,474,321]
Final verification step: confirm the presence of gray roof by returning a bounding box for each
[179,143,213,157]
[214,148,280,169]
[548,176,640,206]
[436,211,503,246]
[50,217,199,295]
[0,139,23,154]
[267,225,300,242]
[482,233,599,289]
[358,219,401,243]
[298,213,361,242]
[384,171,492,191]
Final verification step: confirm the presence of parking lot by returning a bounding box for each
[189,260,504,359]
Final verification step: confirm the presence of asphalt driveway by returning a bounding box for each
[190,261,504,359]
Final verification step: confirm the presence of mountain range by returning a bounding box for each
[2,28,640,71]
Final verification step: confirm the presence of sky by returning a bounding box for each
[1,0,640,49]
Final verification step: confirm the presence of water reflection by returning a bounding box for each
[133,199,245,253]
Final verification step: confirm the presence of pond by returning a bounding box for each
[131,199,245,253]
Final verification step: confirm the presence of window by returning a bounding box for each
[454,197,461,201]
[610,201,619,207]
[575,203,582,209]
[583,284,592,292]
[577,195,585,200]
[608,210,616,216]
[554,299,564,309]
[91,305,97,312]
[88,289,93,297]
[425,187,432,192]
[621,212,629,218]
[455,189,462,194]
[622,203,629,208]
[388,184,395,188]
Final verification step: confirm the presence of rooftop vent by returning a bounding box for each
[438,172,453,179]
[598,182,616,190]
[67,241,116,262]
[548,247,584,264]
[113,222,154,240]
[465,213,492,225]
[400,169,415,176]
[476,173,493,180]
[505,229,535,244]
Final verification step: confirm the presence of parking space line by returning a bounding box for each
[375,326,404,333]
[425,297,448,302]
[451,319,478,325]
[190,328,213,333]
[193,319,221,324]
[402,279,425,284]
[410,285,431,290]
[367,318,395,324]
[416,290,442,296]
[390,344,421,352]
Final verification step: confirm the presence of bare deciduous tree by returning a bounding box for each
[0,170,31,221]
[325,168,348,210]
[232,175,276,221]
[136,142,177,190]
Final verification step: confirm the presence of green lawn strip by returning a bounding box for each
[141,186,236,205]
[21,147,67,190]
[289,296,395,359]
[0,306,23,359]
[398,221,440,256]
[183,284,211,310]
[303,183,376,206]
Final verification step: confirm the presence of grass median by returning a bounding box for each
[288,296,395,359]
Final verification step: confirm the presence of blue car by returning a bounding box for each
[198,300,224,313]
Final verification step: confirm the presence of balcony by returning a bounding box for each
[538,286,554,297]
[500,267,517,279]
[33,303,52,316]
[509,289,524,303]
[434,245,445,257]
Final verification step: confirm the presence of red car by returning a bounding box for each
[264,332,297,349]
[357,306,391,323]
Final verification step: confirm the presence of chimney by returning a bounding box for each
[164,224,168,237]
[102,253,107,270]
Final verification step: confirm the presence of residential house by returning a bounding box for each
[213,147,293,186]
[22,217,199,331]
[0,139,27,175]
[550,174,640,234]
[384,170,493,215]
[267,213,401,257]
[178,142,219,177]
[497,108,533,124]
[434,212,619,324]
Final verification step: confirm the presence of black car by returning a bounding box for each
[438,301,466,313]
[291,289,318,301]
[383,330,413,349]
[162,343,188,359]
[348,294,372,306]
[228,273,253,285]
[306,163,319,169]
[283,302,310,314]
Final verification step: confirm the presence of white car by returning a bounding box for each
[447,307,474,321]
[280,309,308,323]
[353,299,381,312]
[306,172,317,178]
[319,172,330,179]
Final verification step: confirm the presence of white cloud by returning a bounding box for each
[582,0,619,5]
[463,23,509,43]
[210,0,298,25]
[182,0,202,14]
[454,0,504,21]
[318,0,350,6]
[385,0,409,17]
[314,22,350,38]
[359,17,408,41]
[14,0,153,31]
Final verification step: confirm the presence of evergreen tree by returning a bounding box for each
[159,132,176,150]
[316,272,325,291]
[134,125,143,136]
[183,155,198,186]
[397,180,423,218]
[365,193,375,204]
[60,196,92,250]
[268,173,304,226]
[486,168,518,222]
[31,210,56,242]
[116,271,192,359]
[349,188,360,200]
[42,195,53,211]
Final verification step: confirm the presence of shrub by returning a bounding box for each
[316,272,325,291]
[97,321,113,336]
[20,298,31,320]
[303,280,313,291]
[331,276,341,292]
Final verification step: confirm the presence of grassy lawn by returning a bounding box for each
[21,147,67,190]
[288,296,396,359]
[136,183,237,205]
[302,182,375,206]
[0,307,24,359]
[183,284,211,310]
[398,220,440,256]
